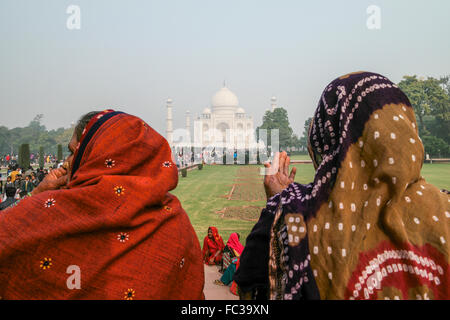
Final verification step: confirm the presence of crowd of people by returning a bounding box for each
[0,153,59,168]
[0,71,448,300]
[0,164,50,209]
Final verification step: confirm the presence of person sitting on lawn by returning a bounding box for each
[202,226,225,265]
[214,256,240,292]
[220,232,244,273]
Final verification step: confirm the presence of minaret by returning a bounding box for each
[271,96,277,111]
[185,110,191,143]
[166,98,173,146]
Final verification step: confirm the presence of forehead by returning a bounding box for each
[69,131,78,147]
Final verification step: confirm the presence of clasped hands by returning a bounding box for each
[31,166,69,196]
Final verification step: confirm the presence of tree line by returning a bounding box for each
[0,114,73,157]
[257,75,450,157]
[0,74,448,159]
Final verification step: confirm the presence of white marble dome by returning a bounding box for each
[211,87,239,109]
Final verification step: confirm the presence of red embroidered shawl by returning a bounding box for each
[0,111,204,300]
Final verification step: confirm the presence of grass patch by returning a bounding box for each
[173,162,449,247]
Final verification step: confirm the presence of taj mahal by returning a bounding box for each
[166,84,278,151]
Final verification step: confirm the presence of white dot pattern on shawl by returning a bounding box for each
[412,155,416,162]
[414,217,420,224]
[410,138,416,144]
[405,196,411,203]
[440,237,446,244]
[328,272,333,280]
[445,211,450,218]
[432,216,439,222]
[325,222,330,229]
[285,75,437,301]
[327,247,332,254]
[416,191,423,196]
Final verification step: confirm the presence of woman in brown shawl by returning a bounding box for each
[234,71,449,300]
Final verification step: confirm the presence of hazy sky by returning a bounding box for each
[1,0,449,137]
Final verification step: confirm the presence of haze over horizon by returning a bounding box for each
[1,0,449,138]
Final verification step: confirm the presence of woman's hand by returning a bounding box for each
[32,167,68,196]
[263,151,297,199]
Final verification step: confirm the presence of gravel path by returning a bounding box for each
[203,264,239,300]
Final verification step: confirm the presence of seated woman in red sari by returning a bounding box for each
[220,232,244,272]
[0,110,205,300]
[202,226,225,265]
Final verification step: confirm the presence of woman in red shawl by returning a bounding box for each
[220,232,244,272]
[202,227,225,265]
[0,110,204,300]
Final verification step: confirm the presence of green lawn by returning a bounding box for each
[173,162,449,247]
[290,154,313,161]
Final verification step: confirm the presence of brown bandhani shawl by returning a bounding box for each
[0,110,204,299]
[235,71,449,300]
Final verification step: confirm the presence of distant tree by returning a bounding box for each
[257,107,295,151]
[57,144,63,162]
[398,75,450,142]
[299,117,313,152]
[422,135,450,158]
[19,144,31,169]
[39,146,45,169]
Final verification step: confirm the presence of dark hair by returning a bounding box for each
[5,187,16,197]
[75,111,102,141]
